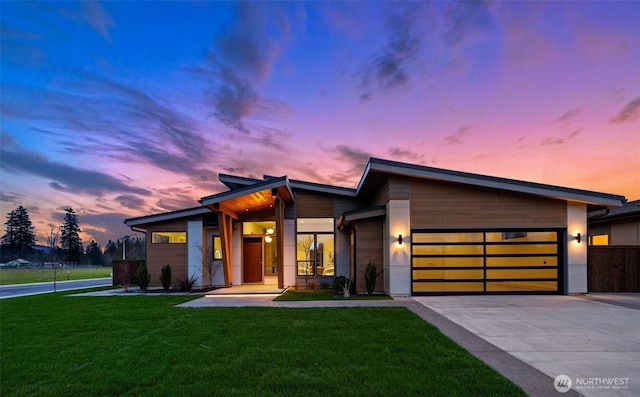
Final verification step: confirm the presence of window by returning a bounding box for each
[151,232,186,244]
[297,218,335,276]
[590,234,609,246]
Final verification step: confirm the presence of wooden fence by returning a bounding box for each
[588,246,640,292]
[112,260,145,286]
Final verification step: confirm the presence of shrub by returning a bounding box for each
[178,274,198,292]
[333,276,353,297]
[135,264,151,292]
[160,264,172,292]
[307,279,317,290]
[364,261,383,296]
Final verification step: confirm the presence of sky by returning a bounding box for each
[1,0,639,248]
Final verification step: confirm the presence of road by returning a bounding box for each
[0,278,112,299]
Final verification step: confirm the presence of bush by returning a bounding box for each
[333,276,353,297]
[364,262,383,296]
[160,264,172,292]
[178,274,198,292]
[135,264,151,292]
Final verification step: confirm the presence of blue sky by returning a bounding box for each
[1,1,639,247]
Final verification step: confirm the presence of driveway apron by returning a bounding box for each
[412,294,640,397]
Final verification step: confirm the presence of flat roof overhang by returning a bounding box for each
[199,176,295,219]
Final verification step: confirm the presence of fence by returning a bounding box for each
[588,246,640,292]
[112,260,145,286]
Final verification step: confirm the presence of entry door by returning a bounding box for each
[243,237,263,283]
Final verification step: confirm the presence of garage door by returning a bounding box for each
[411,230,561,294]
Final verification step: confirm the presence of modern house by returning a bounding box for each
[124,158,625,296]
[588,199,640,246]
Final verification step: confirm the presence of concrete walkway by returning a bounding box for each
[413,294,640,397]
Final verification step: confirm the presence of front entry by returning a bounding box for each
[243,237,263,283]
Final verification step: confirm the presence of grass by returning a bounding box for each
[274,288,392,301]
[0,293,525,397]
[0,267,112,285]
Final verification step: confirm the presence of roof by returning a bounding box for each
[357,157,626,207]
[588,199,640,223]
[124,206,211,227]
[219,173,356,197]
[200,176,295,218]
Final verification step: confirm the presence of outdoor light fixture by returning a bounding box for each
[574,233,582,243]
[265,236,273,243]
[398,234,403,245]
[266,228,274,235]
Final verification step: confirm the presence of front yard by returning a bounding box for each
[0,267,112,285]
[0,292,525,396]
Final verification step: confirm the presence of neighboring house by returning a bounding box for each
[6,258,31,267]
[588,200,640,246]
[124,158,625,296]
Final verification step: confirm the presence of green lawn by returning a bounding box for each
[0,293,525,397]
[0,267,112,285]
[275,288,392,301]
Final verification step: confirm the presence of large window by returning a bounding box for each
[151,232,186,244]
[297,218,335,276]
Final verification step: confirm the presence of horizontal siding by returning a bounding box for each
[388,176,411,200]
[354,218,384,293]
[295,191,335,218]
[411,180,567,228]
[146,220,187,287]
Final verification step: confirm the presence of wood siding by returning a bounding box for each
[146,220,187,287]
[354,218,384,293]
[589,246,640,292]
[410,180,567,228]
[295,191,335,218]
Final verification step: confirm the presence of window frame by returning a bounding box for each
[296,218,335,276]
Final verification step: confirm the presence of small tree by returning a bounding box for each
[160,264,172,292]
[200,246,220,287]
[60,207,83,263]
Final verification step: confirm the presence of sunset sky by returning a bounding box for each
[1,1,639,248]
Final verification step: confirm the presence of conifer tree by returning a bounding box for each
[60,207,83,262]
[1,205,36,258]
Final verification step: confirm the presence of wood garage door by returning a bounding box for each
[411,230,562,295]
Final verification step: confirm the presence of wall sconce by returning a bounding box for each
[265,235,272,243]
[398,234,403,245]
[573,233,581,243]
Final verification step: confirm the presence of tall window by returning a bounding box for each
[297,218,335,276]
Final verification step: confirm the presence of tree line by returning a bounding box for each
[0,205,144,266]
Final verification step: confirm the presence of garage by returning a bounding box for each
[411,229,562,294]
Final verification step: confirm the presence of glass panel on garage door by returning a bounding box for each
[411,230,561,294]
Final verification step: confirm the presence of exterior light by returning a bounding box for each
[574,233,581,243]
[266,228,274,235]
[398,234,403,245]
[265,236,272,243]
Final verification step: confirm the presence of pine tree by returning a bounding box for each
[85,240,104,266]
[60,207,83,263]
[1,205,36,258]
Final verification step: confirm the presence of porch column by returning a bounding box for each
[274,192,285,289]
[217,211,234,288]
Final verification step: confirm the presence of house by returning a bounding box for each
[5,258,31,267]
[587,200,640,292]
[124,158,625,295]
[588,199,640,246]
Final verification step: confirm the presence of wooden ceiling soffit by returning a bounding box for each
[213,189,277,219]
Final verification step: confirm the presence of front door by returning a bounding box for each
[243,237,263,283]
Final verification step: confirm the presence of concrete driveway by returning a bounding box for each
[412,294,640,397]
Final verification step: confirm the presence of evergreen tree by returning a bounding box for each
[1,205,36,258]
[60,207,83,263]
[85,240,104,266]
